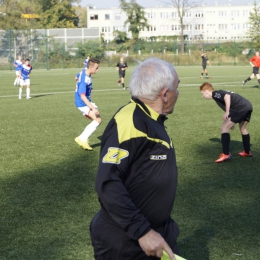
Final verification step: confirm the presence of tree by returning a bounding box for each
[168,0,198,54]
[74,5,87,28]
[247,1,260,50]
[119,0,149,46]
[112,30,129,44]
[0,0,80,29]
[37,0,79,28]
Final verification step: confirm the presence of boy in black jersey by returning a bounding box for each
[200,52,211,79]
[116,57,128,89]
[200,82,253,163]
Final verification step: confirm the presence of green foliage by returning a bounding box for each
[247,1,260,50]
[76,40,105,60]
[119,0,149,43]
[37,0,78,28]
[112,30,129,44]
[0,0,79,29]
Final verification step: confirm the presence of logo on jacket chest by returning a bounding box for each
[150,155,167,160]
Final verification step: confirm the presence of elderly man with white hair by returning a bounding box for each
[90,58,180,260]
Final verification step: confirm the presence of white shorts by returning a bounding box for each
[20,78,30,86]
[77,103,98,116]
[15,71,20,76]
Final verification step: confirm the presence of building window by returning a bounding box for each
[160,12,168,19]
[172,12,178,18]
[105,14,110,20]
[243,10,250,17]
[195,12,203,17]
[102,27,110,33]
[231,23,240,30]
[171,25,180,31]
[218,24,228,30]
[115,13,121,20]
[218,11,227,17]
[231,10,239,17]
[90,14,98,20]
[147,12,156,19]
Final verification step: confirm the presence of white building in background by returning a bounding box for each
[86,3,256,42]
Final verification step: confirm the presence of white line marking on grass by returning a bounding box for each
[0,89,128,98]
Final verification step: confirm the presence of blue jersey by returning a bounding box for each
[75,69,92,107]
[14,60,23,71]
[20,64,32,80]
[75,73,80,81]
[83,59,88,68]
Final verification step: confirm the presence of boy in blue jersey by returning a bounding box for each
[18,58,32,99]
[13,55,23,86]
[75,58,101,150]
[75,72,80,91]
[83,55,90,68]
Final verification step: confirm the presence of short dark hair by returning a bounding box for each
[87,58,100,68]
[25,58,30,62]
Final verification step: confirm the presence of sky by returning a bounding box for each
[78,0,256,9]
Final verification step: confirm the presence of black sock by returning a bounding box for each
[245,77,251,83]
[122,83,125,88]
[221,133,230,155]
[201,73,203,76]
[206,73,208,76]
[258,79,260,84]
[242,134,250,154]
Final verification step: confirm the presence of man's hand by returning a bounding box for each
[222,112,229,120]
[138,229,175,260]
[92,107,99,116]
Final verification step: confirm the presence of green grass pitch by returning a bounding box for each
[0,65,260,260]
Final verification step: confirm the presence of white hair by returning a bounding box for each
[129,58,177,100]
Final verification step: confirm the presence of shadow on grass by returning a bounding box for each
[32,94,53,98]
[1,139,259,260]
[0,153,98,260]
[176,139,260,259]
[178,226,216,260]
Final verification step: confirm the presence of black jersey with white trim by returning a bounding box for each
[212,90,252,112]
[116,62,128,73]
[202,56,208,66]
[95,97,178,240]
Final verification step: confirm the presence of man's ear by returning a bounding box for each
[160,88,168,103]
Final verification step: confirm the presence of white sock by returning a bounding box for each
[79,120,99,142]
[19,88,22,98]
[14,79,17,85]
[26,88,30,98]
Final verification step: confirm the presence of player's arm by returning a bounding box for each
[207,59,211,66]
[80,94,99,115]
[96,126,151,240]
[223,94,231,120]
[249,61,254,67]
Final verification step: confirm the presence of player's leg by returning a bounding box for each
[200,68,204,79]
[117,73,121,86]
[238,117,252,157]
[14,71,19,86]
[19,80,25,99]
[256,72,260,84]
[204,68,209,78]
[121,76,125,89]
[242,72,254,86]
[26,79,31,99]
[215,118,234,163]
[75,106,101,150]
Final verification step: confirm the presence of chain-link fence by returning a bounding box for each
[0,28,255,70]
